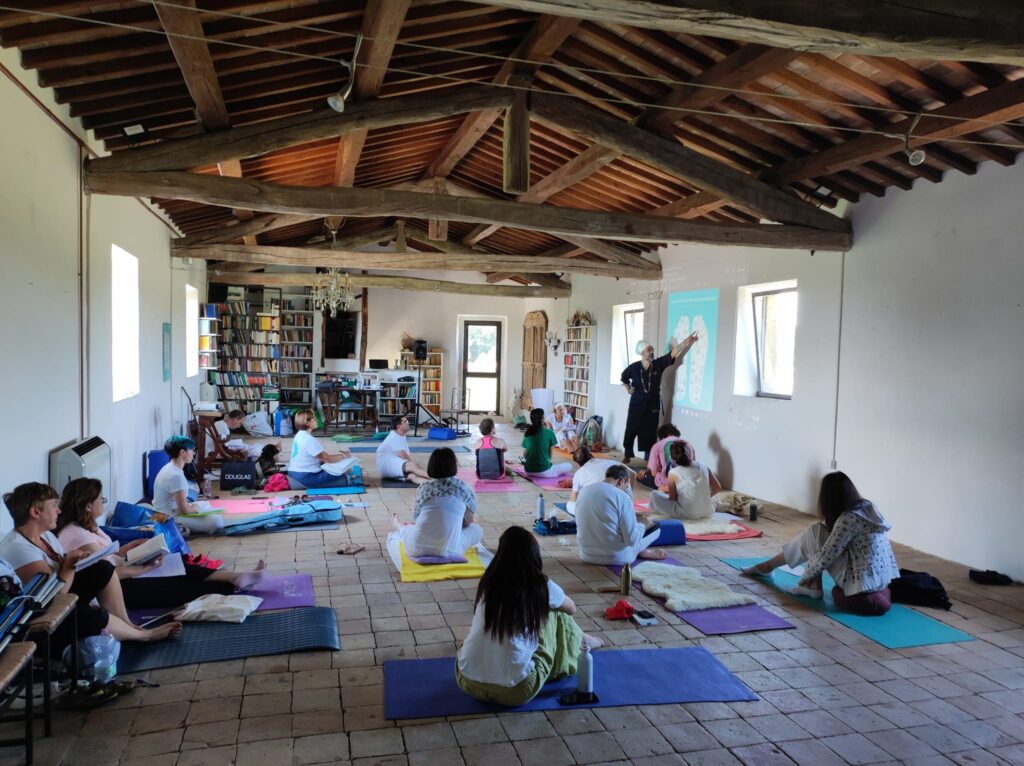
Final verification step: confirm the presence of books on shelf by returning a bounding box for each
[563,323,595,421]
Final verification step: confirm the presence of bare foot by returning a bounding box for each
[740,561,773,577]
[638,548,668,560]
[391,513,402,532]
[582,632,604,650]
[234,559,267,591]
[144,621,182,641]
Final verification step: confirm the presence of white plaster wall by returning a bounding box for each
[837,160,1024,579]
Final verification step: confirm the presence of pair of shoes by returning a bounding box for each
[788,585,824,599]
[604,599,635,621]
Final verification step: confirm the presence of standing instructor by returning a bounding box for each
[620,334,699,463]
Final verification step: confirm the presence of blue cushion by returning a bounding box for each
[651,519,686,546]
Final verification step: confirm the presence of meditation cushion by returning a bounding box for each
[408,554,468,565]
[651,518,686,546]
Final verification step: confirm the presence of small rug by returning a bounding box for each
[686,520,762,541]
[632,561,756,612]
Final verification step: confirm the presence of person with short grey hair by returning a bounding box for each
[574,465,666,565]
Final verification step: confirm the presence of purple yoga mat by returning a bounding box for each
[608,558,794,635]
[128,573,316,624]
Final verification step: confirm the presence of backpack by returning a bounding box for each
[576,415,603,449]
[476,447,505,480]
[888,568,952,610]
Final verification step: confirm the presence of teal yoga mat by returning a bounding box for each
[721,557,974,649]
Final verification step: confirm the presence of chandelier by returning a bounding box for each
[311,268,357,317]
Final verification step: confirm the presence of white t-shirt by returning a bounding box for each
[376,431,410,477]
[667,462,713,521]
[0,530,64,575]
[290,429,325,474]
[153,462,190,516]
[407,478,477,558]
[204,419,233,456]
[575,481,645,566]
[457,579,566,687]
[572,458,620,495]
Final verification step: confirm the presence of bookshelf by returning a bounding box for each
[399,350,444,420]
[279,304,314,406]
[563,324,594,421]
[208,301,281,412]
[198,305,219,371]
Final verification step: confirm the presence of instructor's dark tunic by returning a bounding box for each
[620,353,674,456]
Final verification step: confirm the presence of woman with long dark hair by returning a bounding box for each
[55,478,264,609]
[742,472,899,615]
[521,408,572,477]
[456,527,602,706]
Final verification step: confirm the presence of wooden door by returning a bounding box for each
[521,311,548,409]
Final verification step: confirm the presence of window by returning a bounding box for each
[185,284,199,378]
[111,244,140,401]
[734,280,797,399]
[610,302,644,383]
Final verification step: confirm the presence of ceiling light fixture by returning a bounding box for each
[327,33,363,113]
[311,268,357,317]
[904,113,927,166]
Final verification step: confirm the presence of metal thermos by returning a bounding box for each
[619,563,632,595]
[749,502,759,522]
[536,494,545,521]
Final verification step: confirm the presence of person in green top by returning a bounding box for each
[521,408,573,477]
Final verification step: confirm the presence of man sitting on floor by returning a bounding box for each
[207,409,281,461]
[576,464,665,565]
[566,445,633,516]
[376,415,430,486]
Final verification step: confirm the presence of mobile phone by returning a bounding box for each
[632,609,657,626]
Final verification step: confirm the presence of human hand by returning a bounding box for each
[64,548,91,566]
[146,555,164,570]
[680,332,698,352]
[121,539,146,552]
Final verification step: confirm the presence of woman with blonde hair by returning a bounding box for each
[288,408,358,489]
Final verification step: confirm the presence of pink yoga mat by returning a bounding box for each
[212,496,292,515]
[456,469,524,493]
[511,467,567,490]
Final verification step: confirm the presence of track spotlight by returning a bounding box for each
[327,33,363,113]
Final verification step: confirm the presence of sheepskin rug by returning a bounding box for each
[683,519,745,536]
[632,562,757,612]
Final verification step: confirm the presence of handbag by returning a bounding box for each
[219,460,259,490]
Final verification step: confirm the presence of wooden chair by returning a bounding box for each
[27,594,78,737]
[195,412,245,479]
[0,642,36,764]
[317,386,341,432]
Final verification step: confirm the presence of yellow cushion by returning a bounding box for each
[398,542,485,583]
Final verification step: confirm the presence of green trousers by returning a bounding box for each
[455,610,583,707]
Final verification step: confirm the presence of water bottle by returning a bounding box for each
[536,494,545,522]
[91,632,118,684]
[749,502,758,522]
[577,645,594,695]
[619,563,632,595]
[203,478,213,497]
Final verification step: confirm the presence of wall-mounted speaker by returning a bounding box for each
[413,339,428,361]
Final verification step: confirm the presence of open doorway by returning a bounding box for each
[462,321,502,413]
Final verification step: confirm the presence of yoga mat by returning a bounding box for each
[686,521,761,541]
[215,497,291,515]
[348,446,470,453]
[511,467,568,490]
[128,574,316,624]
[304,485,365,496]
[396,542,486,583]
[381,478,418,489]
[456,469,524,493]
[260,520,340,534]
[383,647,755,719]
[678,604,794,635]
[118,607,340,672]
[722,557,975,649]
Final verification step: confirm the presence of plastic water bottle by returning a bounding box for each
[577,645,594,695]
[91,632,118,684]
[203,478,212,497]
[536,494,545,522]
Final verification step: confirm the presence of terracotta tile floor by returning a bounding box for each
[4,424,1024,765]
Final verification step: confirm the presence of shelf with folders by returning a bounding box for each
[563,323,594,422]
[399,350,444,417]
[198,307,220,370]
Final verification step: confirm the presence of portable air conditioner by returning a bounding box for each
[49,436,112,497]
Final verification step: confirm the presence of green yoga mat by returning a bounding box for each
[721,557,974,650]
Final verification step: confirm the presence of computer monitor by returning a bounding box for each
[368,359,388,370]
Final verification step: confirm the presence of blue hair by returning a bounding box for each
[164,435,196,457]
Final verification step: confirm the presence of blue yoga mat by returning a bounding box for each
[305,485,365,496]
[118,607,340,672]
[721,557,974,649]
[383,647,755,719]
[348,445,470,453]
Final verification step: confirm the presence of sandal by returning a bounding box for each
[336,543,366,555]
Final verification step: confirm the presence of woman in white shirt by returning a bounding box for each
[0,482,180,645]
[648,440,721,520]
[545,403,577,452]
[456,526,602,706]
[153,435,225,534]
[287,409,357,489]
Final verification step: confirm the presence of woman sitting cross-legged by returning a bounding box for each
[647,440,721,520]
[0,482,181,645]
[456,526,603,706]
[288,408,358,489]
[521,408,572,478]
[56,477,264,610]
[742,471,899,616]
[153,435,225,535]
[390,447,483,560]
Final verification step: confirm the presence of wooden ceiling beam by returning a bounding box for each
[461,1,1024,65]
[85,85,514,174]
[424,15,580,179]
[209,271,570,298]
[173,242,640,279]
[176,213,320,247]
[333,0,412,187]
[85,170,852,250]
[529,92,849,232]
